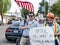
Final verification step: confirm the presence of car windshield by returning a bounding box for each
[11,21,20,27]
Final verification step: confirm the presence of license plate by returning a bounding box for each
[14,30,18,33]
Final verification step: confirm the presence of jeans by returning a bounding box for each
[55,39,59,45]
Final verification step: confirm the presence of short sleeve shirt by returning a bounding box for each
[19,20,39,36]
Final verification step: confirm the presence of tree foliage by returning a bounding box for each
[38,0,48,15]
[50,0,60,16]
[0,0,11,22]
[22,8,29,19]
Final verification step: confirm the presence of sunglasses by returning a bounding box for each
[29,15,33,17]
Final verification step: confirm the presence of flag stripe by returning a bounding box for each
[15,0,34,12]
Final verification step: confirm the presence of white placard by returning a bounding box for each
[29,27,55,45]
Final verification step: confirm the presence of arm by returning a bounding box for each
[57,32,60,35]
[19,25,31,30]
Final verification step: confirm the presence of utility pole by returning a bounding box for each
[48,0,50,12]
[44,0,46,16]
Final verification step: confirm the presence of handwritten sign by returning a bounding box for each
[29,27,55,45]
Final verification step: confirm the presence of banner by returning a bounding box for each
[29,27,55,45]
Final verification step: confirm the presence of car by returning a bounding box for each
[5,21,22,41]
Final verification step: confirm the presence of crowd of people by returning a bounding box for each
[18,12,60,45]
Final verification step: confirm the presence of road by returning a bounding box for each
[0,24,16,45]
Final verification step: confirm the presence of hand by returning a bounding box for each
[54,33,57,37]
[27,38,30,42]
[27,25,31,28]
[25,25,31,28]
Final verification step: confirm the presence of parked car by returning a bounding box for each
[5,21,22,41]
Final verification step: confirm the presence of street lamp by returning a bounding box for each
[48,0,50,12]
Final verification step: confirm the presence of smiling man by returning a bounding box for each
[19,12,39,45]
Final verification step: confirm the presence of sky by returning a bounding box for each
[9,0,46,14]
[9,0,57,14]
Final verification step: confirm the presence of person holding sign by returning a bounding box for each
[56,17,60,44]
[19,12,39,45]
[46,13,59,45]
[38,18,45,27]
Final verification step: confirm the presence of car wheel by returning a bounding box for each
[5,36,11,41]
[6,39,11,41]
[6,37,16,41]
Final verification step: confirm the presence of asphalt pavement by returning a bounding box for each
[0,24,16,45]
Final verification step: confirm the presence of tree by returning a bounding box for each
[22,8,29,19]
[50,0,60,16]
[0,0,11,23]
[38,0,48,15]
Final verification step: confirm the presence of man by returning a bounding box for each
[56,17,60,44]
[19,12,39,45]
[46,13,59,45]
[56,17,60,36]
[38,18,45,27]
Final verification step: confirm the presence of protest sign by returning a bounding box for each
[29,27,55,45]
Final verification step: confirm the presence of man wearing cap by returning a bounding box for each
[45,13,59,45]
[19,12,39,45]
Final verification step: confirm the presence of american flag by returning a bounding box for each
[15,0,34,12]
